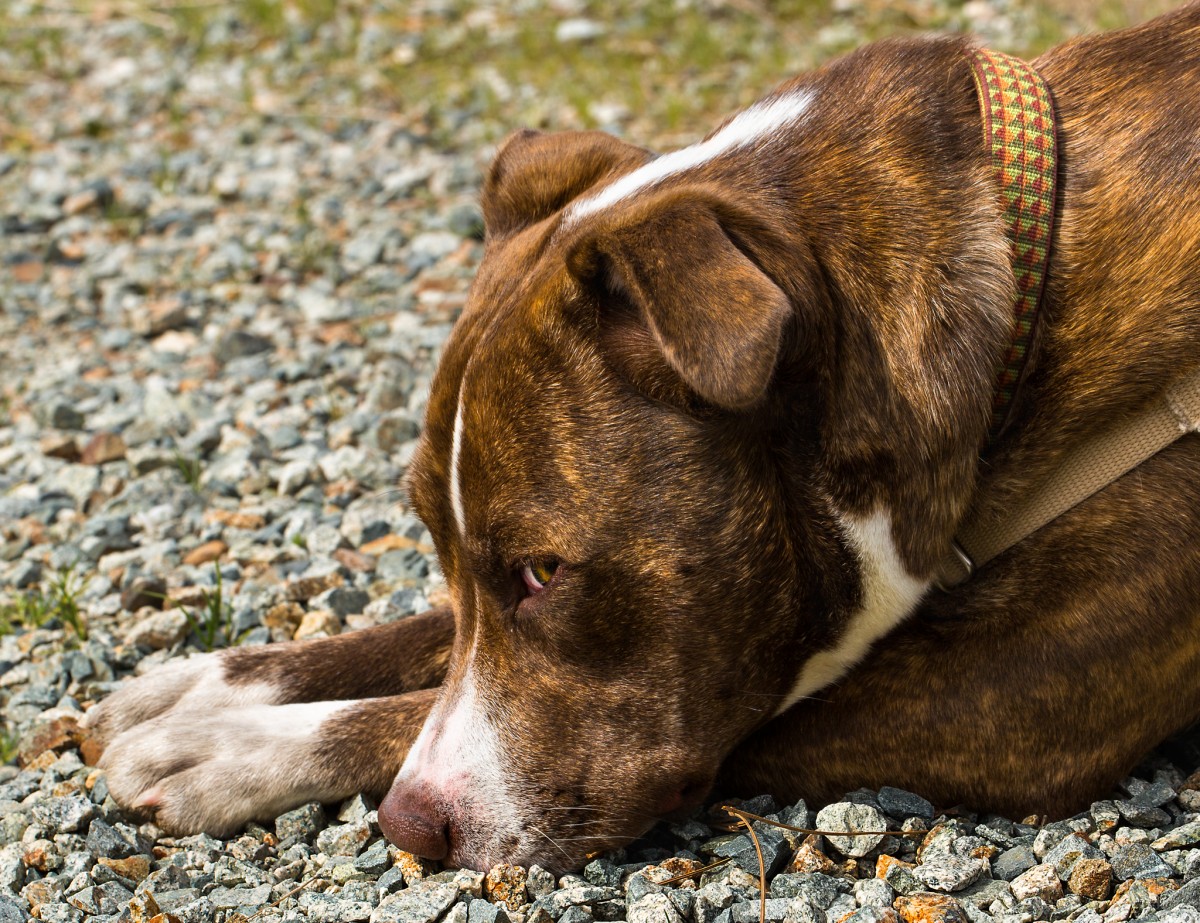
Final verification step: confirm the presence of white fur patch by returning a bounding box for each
[450,395,466,536]
[776,508,929,713]
[83,650,283,741]
[100,699,358,835]
[565,90,815,224]
[396,639,523,855]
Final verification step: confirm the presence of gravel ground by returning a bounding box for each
[2,1,1199,922]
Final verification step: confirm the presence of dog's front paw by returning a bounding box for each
[82,651,276,757]
[98,700,356,836]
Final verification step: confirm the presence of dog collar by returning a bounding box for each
[968,47,1058,443]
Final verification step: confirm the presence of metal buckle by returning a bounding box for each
[934,540,975,593]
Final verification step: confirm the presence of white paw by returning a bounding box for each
[98,700,356,836]
[83,651,277,748]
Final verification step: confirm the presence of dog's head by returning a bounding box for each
[380,58,1015,871]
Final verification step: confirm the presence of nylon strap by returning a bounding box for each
[968,48,1058,442]
[939,370,1200,586]
[937,50,1199,587]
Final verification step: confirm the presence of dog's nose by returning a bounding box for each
[378,782,450,860]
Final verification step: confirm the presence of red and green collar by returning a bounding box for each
[968,47,1058,444]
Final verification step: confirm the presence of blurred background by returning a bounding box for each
[0,0,1179,154]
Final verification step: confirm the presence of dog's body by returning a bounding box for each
[87,6,1200,872]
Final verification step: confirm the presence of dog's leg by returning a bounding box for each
[83,608,454,834]
[84,607,454,749]
[98,689,436,836]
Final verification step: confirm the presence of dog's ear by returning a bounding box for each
[567,195,793,410]
[482,130,653,239]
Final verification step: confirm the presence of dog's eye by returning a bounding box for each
[521,560,558,593]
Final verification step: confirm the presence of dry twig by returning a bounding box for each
[724,806,768,923]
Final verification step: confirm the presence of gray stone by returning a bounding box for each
[730,899,790,923]
[839,910,896,923]
[307,895,376,922]
[695,881,738,923]
[713,823,791,876]
[468,898,510,923]
[1116,799,1172,828]
[956,879,1013,911]
[7,559,41,589]
[371,881,460,923]
[1162,877,1200,910]
[1110,842,1172,880]
[323,586,371,616]
[67,881,133,915]
[1153,820,1200,850]
[1007,896,1049,921]
[307,524,344,556]
[275,801,325,841]
[993,845,1037,881]
[38,402,85,430]
[584,859,623,889]
[125,608,189,649]
[316,819,370,856]
[852,878,894,909]
[815,802,888,858]
[527,865,556,900]
[559,907,595,923]
[878,787,935,820]
[378,866,408,895]
[215,330,273,361]
[1041,833,1101,879]
[171,895,216,923]
[32,792,95,834]
[782,897,826,923]
[377,547,430,581]
[210,884,272,909]
[354,839,391,875]
[0,895,29,923]
[881,862,922,896]
[1090,800,1122,833]
[771,874,840,909]
[629,893,684,923]
[914,856,989,892]
[1124,778,1177,807]
[84,818,138,859]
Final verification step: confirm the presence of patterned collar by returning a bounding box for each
[967,48,1059,444]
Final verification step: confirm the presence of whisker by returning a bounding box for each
[529,825,573,863]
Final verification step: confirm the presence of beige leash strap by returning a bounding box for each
[939,368,1200,587]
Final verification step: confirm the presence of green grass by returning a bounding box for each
[173,449,204,493]
[0,726,18,766]
[171,563,246,651]
[0,566,87,641]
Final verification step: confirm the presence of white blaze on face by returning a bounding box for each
[450,394,467,537]
[395,637,523,843]
[777,508,929,714]
[564,90,816,225]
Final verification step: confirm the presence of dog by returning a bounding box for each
[85,4,1200,873]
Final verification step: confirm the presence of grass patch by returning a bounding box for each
[173,448,204,493]
[171,563,246,651]
[0,726,18,765]
[0,566,87,641]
